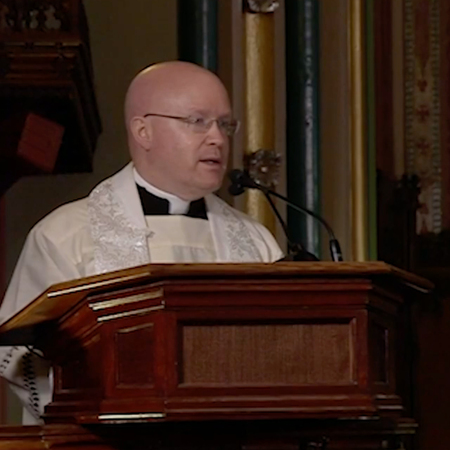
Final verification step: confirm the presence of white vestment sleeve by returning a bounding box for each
[0,224,82,424]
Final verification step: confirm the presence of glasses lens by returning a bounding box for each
[184,117,208,132]
[184,116,241,136]
[227,120,240,136]
[219,119,240,136]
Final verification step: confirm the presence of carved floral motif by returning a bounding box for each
[415,104,430,122]
[245,149,281,188]
[405,0,441,234]
[244,0,279,14]
[0,0,70,33]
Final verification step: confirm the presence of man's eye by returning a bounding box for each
[189,117,206,125]
[218,120,231,128]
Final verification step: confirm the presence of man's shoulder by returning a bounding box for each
[30,197,89,244]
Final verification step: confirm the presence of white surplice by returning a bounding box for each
[0,162,283,424]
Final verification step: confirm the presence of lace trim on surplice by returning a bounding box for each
[88,179,150,274]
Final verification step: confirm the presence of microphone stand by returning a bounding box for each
[262,191,319,261]
[228,169,343,262]
[263,188,343,262]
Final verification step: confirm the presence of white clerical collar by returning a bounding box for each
[133,168,190,215]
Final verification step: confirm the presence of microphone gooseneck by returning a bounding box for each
[228,169,343,262]
[228,170,317,261]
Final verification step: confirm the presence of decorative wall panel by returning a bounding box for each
[404,0,443,233]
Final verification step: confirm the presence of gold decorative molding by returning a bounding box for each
[348,0,369,261]
[244,12,276,232]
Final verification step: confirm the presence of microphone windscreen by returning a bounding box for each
[228,169,245,184]
[227,169,246,196]
[228,183,245,196]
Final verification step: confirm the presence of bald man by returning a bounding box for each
[0,62,283,424]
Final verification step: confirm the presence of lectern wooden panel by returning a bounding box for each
[0,262,432,449]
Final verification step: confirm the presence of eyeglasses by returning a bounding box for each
[143,113,240,136]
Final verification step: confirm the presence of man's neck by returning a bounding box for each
[133,168,191,214]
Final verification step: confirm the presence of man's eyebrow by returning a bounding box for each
[183,108,208,116]
[185,108,232,118]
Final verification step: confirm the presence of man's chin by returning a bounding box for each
[193,180,223,198]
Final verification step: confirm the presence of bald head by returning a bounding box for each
[124,61,228,132]
[123,61,233,200]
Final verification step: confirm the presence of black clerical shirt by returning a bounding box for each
[136,185,208,220]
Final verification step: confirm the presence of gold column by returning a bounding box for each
[348,0,369,261]
[244,8,276,232]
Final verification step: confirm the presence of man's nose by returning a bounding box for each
[206,120,227,144]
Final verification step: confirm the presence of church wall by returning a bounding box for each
[3,0,177,424]
[319,0,352,260]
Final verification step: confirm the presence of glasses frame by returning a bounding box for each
[143,113,240,136]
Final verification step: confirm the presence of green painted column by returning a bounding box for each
[285,0,321,258]
[177,0,218,72]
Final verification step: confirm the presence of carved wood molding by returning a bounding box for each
[0,0,100,192]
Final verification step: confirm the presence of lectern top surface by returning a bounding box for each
[0,262,432,339]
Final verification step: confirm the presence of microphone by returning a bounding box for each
[228,169,343,262]
[228,169,257,194]
[228,169,318,261]
[228,169,248,196]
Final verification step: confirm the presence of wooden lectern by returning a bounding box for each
[0,262,432,449]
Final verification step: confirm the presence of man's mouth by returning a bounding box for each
[200,157,222,166]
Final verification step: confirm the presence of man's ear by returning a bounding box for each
[130,117,152,150]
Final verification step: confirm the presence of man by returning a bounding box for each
[0,61,283,424]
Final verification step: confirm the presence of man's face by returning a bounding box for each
[142,76,232,200]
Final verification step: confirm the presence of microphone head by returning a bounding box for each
[228,183,245,196]
[227,169,262,196]
[228,169,245,184]
[227,169,246,196]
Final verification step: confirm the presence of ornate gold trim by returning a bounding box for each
[244,12,276,232]
[348,0,368,261]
